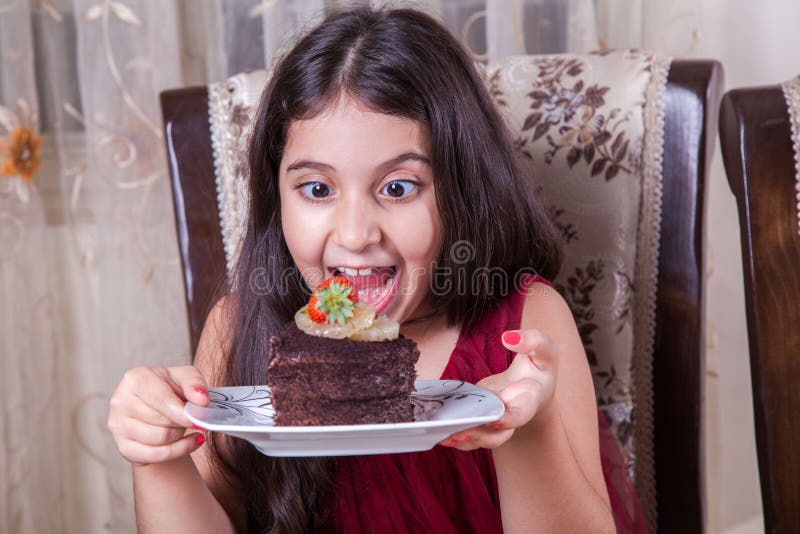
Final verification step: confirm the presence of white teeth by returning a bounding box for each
[333,266,388,276]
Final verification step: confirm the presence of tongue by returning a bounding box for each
[342,267,394,290]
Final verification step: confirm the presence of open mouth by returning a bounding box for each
[329,265,400,314]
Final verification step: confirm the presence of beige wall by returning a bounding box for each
[687,1,800,532]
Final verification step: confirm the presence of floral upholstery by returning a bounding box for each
[781,76,800,234]
[208,50,670,521]
[482,52,670,520]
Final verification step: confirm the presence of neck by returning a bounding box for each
[400,293,438,324]
[400,308,446,340]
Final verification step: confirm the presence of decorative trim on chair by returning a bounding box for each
[781,76,800,235]
[632,54,671,531]
[208,70,270,278]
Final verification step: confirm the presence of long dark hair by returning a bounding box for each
[209,5,562,533]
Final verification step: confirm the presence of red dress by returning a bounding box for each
[327,276,647,533]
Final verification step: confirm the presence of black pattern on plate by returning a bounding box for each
[412,380,490,421]
[204,381,491,424]
[208,386,273,419]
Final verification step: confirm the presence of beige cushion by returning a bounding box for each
[208,50,671,522]
[482,51,670,521]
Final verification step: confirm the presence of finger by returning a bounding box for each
[439,427,514,451]
[501,329,558,372]
[117,397,179,428]
[132,368,195,428]
[119,419,190,447]
[503,349,549,384]
[118,433,205,466]
[169,366,211,406]
[153,366,210,406]
[495,376,550,428]
[475,373,509,395]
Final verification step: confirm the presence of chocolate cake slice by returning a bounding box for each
[267,321,420,426]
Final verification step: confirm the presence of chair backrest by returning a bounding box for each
[719,82,800,534]
[161,54,722,533]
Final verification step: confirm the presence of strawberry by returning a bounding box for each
[314,276,359,296]
[307,276,359,325]
[306,294,328,323]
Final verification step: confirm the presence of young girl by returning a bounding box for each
[108,6,646,533]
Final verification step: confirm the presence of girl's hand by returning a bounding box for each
[438,329,558,450]
[108,366,211,466]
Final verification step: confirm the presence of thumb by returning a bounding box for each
[501,329,558,372]
[167,366,211,406]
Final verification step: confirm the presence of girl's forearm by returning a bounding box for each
[133,456,237,534]
[492,409,615,534]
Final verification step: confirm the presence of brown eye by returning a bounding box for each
[300,182,332,199]
[381,180,417,199]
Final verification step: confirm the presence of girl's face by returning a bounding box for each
[279,96,443,323]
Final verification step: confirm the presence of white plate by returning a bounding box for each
[185,380,504,457]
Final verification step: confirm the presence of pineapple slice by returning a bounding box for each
[348,314,400,341]
[295,302,376,339]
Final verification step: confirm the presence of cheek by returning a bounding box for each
[280,190,327,282]
[388,202,443,266]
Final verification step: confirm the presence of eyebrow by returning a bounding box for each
[285,152,431,174]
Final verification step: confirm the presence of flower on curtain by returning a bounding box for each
[0,99,42,203]
[0,126,43,180]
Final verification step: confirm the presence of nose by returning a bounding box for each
[332,197,381,252]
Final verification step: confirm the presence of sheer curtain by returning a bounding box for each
[0,1,707,532]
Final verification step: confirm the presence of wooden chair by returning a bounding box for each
[719,84,800,534]
[161,58,722,533]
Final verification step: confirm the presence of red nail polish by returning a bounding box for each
[503,331,521,345]
[195,434,205,446]
[194,386,207,396]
